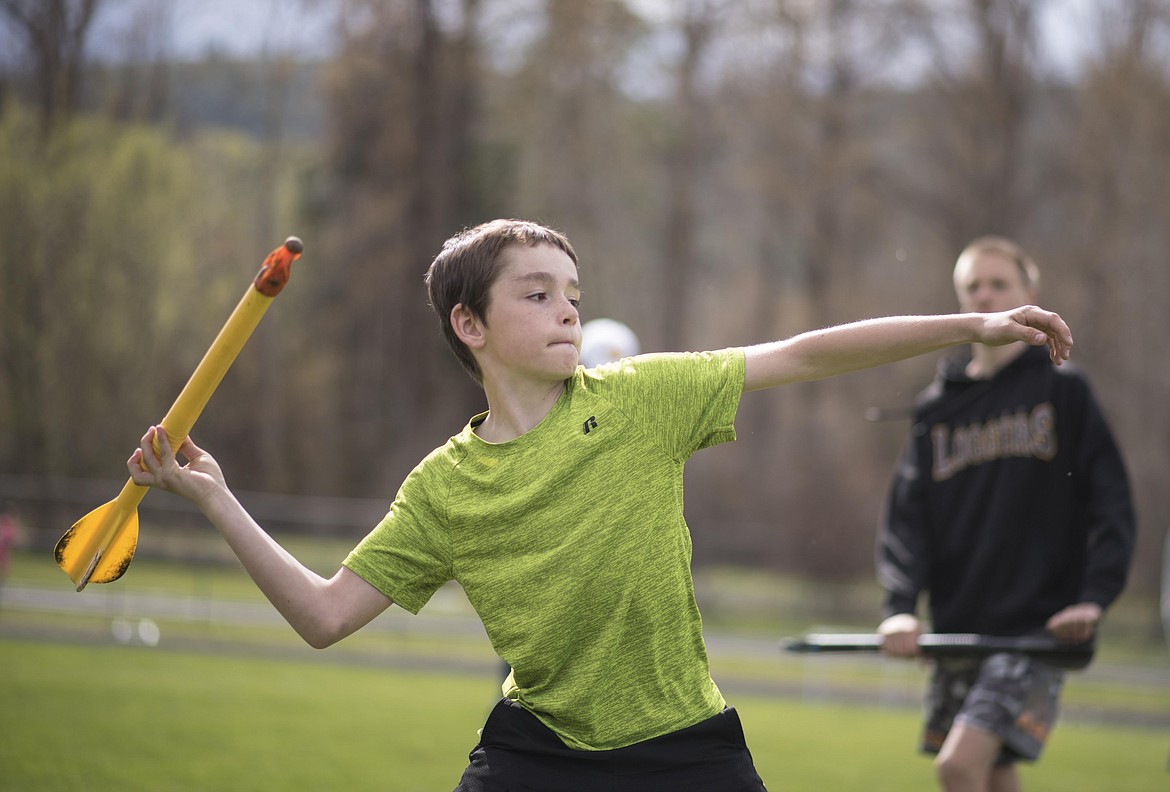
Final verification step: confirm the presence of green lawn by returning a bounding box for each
[3,638,1168,791]
[4,547,1168,789]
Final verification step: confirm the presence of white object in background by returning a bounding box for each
[580,318,640,367]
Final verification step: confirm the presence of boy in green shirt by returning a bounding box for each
[130,219,1073,790]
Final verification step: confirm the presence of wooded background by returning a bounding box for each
[1,0,1167,603]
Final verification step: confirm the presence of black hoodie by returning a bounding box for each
[878,345,1136,636]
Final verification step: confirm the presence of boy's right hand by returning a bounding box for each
[979,305,1074,364]
[878,613,922,658]
[129,425,226,504]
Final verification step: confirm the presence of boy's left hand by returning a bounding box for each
[982,305,1073,364]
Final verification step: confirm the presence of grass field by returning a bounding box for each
[3,548,1169,790]
[3,638,1168,791]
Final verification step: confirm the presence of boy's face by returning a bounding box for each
[477,243,582,383]
[953,250,1036,314]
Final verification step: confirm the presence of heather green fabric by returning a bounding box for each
[344,349,744,750]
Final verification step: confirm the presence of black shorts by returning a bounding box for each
[453,699,768,792]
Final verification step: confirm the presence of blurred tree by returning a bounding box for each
[0,105,311,514]
[311,0,486,494]
[0,0,102,133]
[1061,0,1170,602]
[687,0,914,577]
[781,0,878,577]
[0,0,1166,602]
[0,109,197,478]
[494,0,653,337]
[656,0,723,349]
[250,24,308,494]
[101,0,171,124]
[505,0,643,225]
[883,0,1045,248]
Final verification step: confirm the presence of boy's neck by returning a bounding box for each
[475,377,567,443]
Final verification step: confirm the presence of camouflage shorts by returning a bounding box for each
[921,652,1064,764]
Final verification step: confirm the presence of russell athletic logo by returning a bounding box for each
[583,416,598,434]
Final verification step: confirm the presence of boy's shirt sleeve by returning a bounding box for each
[342,453,453,614]
[599,349,744,459]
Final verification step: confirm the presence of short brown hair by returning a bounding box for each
[425,219,579,383]
[956,236,1040,292]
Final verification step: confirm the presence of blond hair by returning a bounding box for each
[955,236,1040,292]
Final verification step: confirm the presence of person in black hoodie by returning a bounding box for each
[876,237,1136,792]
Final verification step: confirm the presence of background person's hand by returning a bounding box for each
[1046,602,1102,644]
[878,613,922,658]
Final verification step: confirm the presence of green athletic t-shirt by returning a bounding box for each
[343,349,745,750]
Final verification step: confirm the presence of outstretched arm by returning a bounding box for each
[129,426,392,648]
[742,306,1072,392]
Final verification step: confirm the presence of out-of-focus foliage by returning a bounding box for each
[0,103,314,488]
[0,0,100,133]
[1,0,1168,605]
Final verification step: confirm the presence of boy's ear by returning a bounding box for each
[450,303,486,350]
